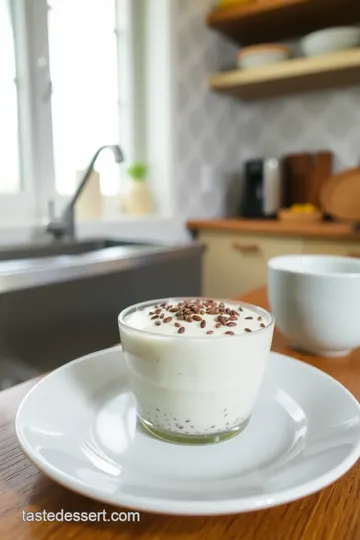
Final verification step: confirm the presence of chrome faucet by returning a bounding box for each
[46,145,124,241]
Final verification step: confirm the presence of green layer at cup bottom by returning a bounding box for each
[139,416,250,445]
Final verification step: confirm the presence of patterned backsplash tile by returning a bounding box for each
[175,0,360,219]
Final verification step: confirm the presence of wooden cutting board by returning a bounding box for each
[284,153,313,205]
[320,167,360,222]
[308,151,333,208]
[284,151,333,208]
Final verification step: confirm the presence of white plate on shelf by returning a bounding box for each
[15,347,360,516]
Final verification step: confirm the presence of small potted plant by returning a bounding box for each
[122,162,152,215]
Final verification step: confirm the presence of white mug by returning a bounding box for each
[268,254,360,357]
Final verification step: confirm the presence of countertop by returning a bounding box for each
[187,219,360,240]
[0,241,204,294]
[1,287,359,539]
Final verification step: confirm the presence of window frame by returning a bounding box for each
[0,0,37,225]
[143,0,177,218]
[0,0,177,229]
[1,0,138,225]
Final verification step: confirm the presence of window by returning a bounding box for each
[48,0,122,196]
[0,0,20,194]
[1,0,176,227]
[2,0,137,222]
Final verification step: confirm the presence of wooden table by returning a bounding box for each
[1,287,359,540]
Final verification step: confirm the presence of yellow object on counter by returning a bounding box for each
[289,204,317,214]
[217,0,253,8]
[278,206,323,223]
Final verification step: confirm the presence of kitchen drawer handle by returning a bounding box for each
[232,243,260,254]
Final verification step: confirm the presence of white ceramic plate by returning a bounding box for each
[16,347,360,515]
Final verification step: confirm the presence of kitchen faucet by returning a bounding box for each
[46,144,124,241]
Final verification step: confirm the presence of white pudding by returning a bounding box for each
[118,298,275,444]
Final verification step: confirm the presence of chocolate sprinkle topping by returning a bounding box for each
[143,299,264,337]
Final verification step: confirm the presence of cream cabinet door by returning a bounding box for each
[200,231,303,298]
[302,239,360,257]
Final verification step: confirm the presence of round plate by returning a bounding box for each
[15,347,360,515]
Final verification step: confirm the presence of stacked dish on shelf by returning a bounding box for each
[237,44,291,69]
[236,26,360,70]
[301,27,360,57]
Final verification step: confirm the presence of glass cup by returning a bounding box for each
[118,298,275,445]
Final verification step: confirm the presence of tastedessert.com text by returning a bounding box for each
[21,509,140,522]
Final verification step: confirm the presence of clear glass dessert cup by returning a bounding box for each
[118,298,275,445]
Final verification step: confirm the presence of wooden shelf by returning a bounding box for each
[207,0,360,46]
[209,49,360,100]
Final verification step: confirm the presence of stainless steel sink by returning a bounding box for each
[0,238,204,389]
[0,238,148,262]
[0,237,189,294]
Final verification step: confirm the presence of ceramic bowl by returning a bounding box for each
[268,254,360,357]
[237,44,291,69]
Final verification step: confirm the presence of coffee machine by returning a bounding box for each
[240,158,285,219]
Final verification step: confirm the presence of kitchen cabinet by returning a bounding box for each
[302,239,360,258]
[202,230,302,297]
[194,226,360,297]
